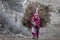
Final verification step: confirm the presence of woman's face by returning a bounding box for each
[34,15,38,18]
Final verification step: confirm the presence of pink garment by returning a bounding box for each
[30,12,40,28]
[31,27,36,33]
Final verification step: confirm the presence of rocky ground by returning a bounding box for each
[0,35,59,40]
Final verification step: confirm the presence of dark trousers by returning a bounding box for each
[35,26,39,38]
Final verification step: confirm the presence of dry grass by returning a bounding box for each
[22,2,51,28]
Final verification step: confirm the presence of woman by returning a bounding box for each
[30,12,40,39]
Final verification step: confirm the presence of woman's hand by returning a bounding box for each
[32,22,36,26]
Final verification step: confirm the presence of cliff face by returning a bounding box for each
[0,0,31,37]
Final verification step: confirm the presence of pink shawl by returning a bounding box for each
[30,12,40,28]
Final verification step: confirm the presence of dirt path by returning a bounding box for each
[0,35,60,40]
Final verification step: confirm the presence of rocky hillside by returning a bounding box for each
[0,0,31,37]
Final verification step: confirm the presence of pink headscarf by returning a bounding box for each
[34,12,38,16]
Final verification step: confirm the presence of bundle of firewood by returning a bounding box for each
[22,2,51,28]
